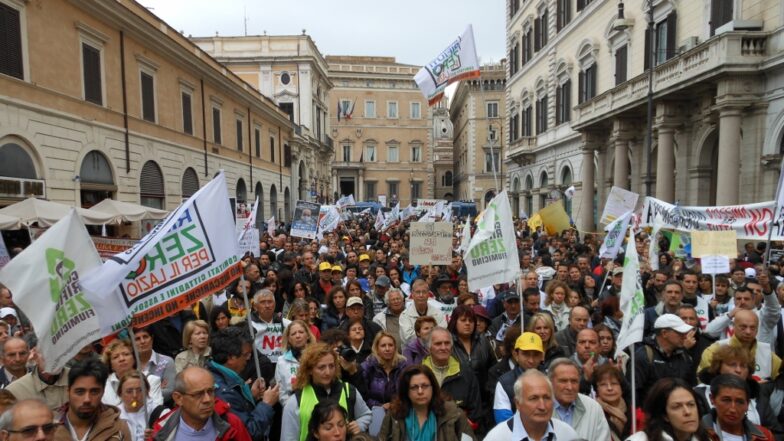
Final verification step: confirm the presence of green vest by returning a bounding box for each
[298,383,350,441]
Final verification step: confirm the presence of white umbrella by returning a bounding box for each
[91,198,168,222]
[0,213,21,230]
[0,197,116,227]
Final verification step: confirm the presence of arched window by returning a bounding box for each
[140,161,165,209]
[484,190,496,208]
[577,41,598,103]
[561,166,573,216]
[0,142,37,179]
[539,170,549,209]
[181,168,200,199]
[442,171,453,187]
[255,182,265,225]
[79,151,115,207]
[284,187,291,222]
[525,175,534,217]
[270,184,278,219]
[236,178,247,202]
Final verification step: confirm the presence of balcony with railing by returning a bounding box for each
[573,31,770,130]
[506,136,537,165]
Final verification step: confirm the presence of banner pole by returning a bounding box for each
[240,274,263,380]
[127,327,150,424]
[630,341,637,433]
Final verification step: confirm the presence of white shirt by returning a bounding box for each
[484,413,578,441]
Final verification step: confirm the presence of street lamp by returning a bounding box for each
[614,0,655,197]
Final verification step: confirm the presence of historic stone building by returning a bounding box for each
[505,0,784,231]
[450,63,508,209]
[0,0,295,229]
[192,33,334,204]
[327,56,437,206]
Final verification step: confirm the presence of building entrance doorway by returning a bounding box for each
[339,177,355,198]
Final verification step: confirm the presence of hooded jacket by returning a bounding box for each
[150,398,251,441]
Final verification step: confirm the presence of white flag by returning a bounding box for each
[648,214,664,271]
[414,25,481,105]
[599,211,633,259]
[564,186,576,200]
[81,172,243,328]
[383,203,400,230]
[458,217,472,256]
[441,203,453,222]
[238,197,259,242]
[615,225,646,356]
[317,205,341,235]
[465,191,520,291]
[374,209,385,230]
[401,205,416,221]
[266,216,276,238]
[0,210,131,372]
[336,194,356,208]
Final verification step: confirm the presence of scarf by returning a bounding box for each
[405,408,436,441]
[596,397,628,437]
[209,361,255,404]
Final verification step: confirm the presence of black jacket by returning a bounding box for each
[631,338,695,404]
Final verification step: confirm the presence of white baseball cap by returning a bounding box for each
[654,313,692,334]
[0,307,17,319]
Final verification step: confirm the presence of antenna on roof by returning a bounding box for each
[244,6,248,36]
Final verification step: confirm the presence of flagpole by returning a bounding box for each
[630,341,637,433]
[240,275,263,380]
[127,327,151,424]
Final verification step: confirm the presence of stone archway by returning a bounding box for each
[693,129,718,206]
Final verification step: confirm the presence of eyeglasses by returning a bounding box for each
[180,387,216,399]
[410,383,432,392]
[6,423,60,438]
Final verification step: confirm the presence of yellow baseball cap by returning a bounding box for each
[515,332,544,353]
[318,262,333,271]
[331,264,343,272]
[359,254,370,262]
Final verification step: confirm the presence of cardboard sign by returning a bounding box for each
[691,230,738,258]
[702,255,731,274]
[409,222,453,265]
[601,186,640,225]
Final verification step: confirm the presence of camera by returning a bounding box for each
[339,346,357,362]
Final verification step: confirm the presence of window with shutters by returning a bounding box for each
[254,126,261,158]
[487,101,499,118]
[522,27,532,65]
[535,7,549,50]
[522,105,533,137]
[656,12,677,64]
[411,181,421,200]
[270,135,276,163]
[342,144,352,162]
[387,144,399,162]
[81,42,102,105]
[534,16,541,52]
[181,167,200,199]
[365,144,376,162]
[212,106,222,144]
[284,144,291,167]
[556,80,571,125]
[0,2,23,80]
[140,70,156,122]
[615,44,628,85]
[410,144,422,163]
[235,117,243,152]
[388,182,398,199]
[140,160,165,209]
[509,40,520,76]
[181,91,193,135]
[576,0,593,11]
[711,0,733,36]
[365,181,376,199]
[535,94,548,134]
[410,102,421,119]
[557,0,571,32]
[577,43,597,103]
[387,101,398,119]
[510,0,520,18]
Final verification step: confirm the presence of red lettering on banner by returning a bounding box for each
[262,335,283,350]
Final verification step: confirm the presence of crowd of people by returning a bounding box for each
[0,211,782,441]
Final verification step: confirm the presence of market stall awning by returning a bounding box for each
[90,198,168,222]
[0,197,116,227]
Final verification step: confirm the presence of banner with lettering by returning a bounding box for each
[409,222,453,265]
[91,237,137,262]
[251,319,290,363]
[640,197,780,240]
[0,210,131,372]
[81,172,242,327]
[465,191,520,291]
[599,211,633,259]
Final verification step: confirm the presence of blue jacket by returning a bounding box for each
[208,360,275,441]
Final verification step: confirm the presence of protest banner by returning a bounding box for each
[640,197,782,241]
[691,230,738,258]
[91,237,137,262]
[615,225,645,356]
[336,194,356,208]
[539,202,571,235]
[429,299,457,324]
[701,255,731,274]
[0,234,9,269]
[250,319,290,363]
[0,210,131,372]
[266,216,276,237]
[601,186,640,225]
[291,200,321,239]
[237,197,259,242]
[465,191,520,291]
[414,25,481,105]
[317,205,340,235]
[409,222,453,265]
[238,228,260,257]
[81,172,242,328]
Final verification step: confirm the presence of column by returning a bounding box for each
[580,148,595,232]
[716,107,742,205]
[358,170,364,201]
[596,148,607,220]
[613,139,629,189]
[655,126,675,202]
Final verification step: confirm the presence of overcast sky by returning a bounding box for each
[138,0,506,66]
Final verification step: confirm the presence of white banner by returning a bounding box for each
[414,25,481,105]
[0,234,9,269]
[374,209,385,230]
[601,186,639,225]
[458,217,472,257]
[383,203,400,231]
[0,210,131,372]
[465,191,520,291]
[640,197,781,241]
[237,197,259,242]
[599,211,633,259]
[409,222,453,265]
[317,205,340,235]
[615,226,646,357]
[81,172,243,328]
[336,194,356,208]
[238,228,260,257]
[648,214,664,270]
[266,216,276,238]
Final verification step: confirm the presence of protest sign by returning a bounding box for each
[238,228,260,257]
[317,205,340,235]
[640,197,782,241]
[409,222,452,265]
[251,319,290,363]
[601,186,640,225]
[91,237,137,262]
[539,202,571,235]
[291,200,321,239]
[465,191,520,291]
[0,210,131,372]
[701,255,731,274]
[81,172,242,328]
[691,230,738,258]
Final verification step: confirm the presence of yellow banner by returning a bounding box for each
[539,202,571,235]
